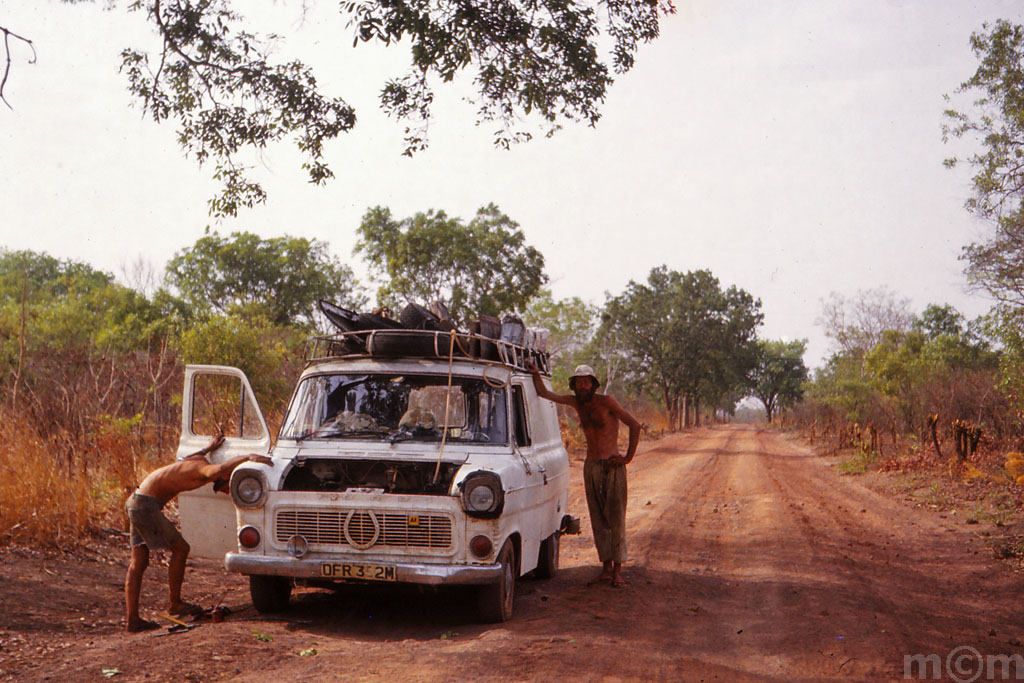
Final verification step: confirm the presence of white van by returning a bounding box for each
[176,328,576,622]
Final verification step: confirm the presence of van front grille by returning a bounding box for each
[275,509,453,550]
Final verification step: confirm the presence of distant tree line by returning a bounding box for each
[787,18,1024,462]
[794,289,1012,460]
[0,202,807,468]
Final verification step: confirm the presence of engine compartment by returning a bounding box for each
[281,458,460,495]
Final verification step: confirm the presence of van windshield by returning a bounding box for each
[279,373,508,445]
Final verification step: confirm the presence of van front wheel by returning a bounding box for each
[534,532,559,579]
[478,541,516,622]
[250,575,291,613]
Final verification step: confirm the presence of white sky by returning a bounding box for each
[1,0,1018,367]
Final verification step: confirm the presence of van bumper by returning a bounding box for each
[225,553,502,585]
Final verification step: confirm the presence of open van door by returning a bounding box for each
[178,365,271,559]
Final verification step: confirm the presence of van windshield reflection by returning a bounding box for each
[279,373,508,445]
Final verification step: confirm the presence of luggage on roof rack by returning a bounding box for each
[304,328,551,374]
[314,300,551,372]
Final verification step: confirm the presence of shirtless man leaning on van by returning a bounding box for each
[526,361,641,587]
[124,434,272,632]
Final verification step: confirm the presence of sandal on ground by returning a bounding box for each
[126,618,160,633]
[169,601,204,617]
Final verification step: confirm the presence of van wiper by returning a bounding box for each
[387,427,413,444]
[386,426,444,444]
[332,429,390,439]
[293,427,390,442]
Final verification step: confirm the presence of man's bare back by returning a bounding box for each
[136,436,273,504]
[124,435,272,632]
[137,459,224,504]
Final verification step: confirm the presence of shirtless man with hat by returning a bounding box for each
[527,362,641,587]
[124,434,272,632]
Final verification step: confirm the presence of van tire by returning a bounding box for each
[250,575,291,613]
[478,540,516,623]
[534,532,559,579]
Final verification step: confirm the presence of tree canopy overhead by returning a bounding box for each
[5,0,670,216]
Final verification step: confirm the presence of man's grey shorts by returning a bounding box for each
[125,492,183,550]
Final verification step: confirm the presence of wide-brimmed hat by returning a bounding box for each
[568,364,600,391]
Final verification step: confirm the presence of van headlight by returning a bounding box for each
[460,472,504,518]
[232,471,267,508]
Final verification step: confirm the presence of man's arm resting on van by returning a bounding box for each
[201,454,273,483]
[525,360,575,406]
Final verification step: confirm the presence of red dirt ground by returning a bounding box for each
[2,424,1022,681]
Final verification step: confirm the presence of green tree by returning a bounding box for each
[913,303,966,340]
[355,203,547,322]
[0,249,165,370]
[172,312,303,408]
[806,301,1002,439]
[0,250,181,455]
[165,230,363,327]
[750,339,809,422]
[801,350,890,436]
[912,304,998,372]
[0,249,113,303]
[941,21,1024,428]
[7,0,670,215]
[944,20,1024,308]
[600,267,762,430]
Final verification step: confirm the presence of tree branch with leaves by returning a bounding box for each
[5,0,671,215]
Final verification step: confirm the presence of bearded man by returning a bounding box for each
[527,362,641,587]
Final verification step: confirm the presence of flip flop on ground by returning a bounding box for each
[125,618,160,633]
[168,601,204,617]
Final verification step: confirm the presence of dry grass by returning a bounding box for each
[0,418,106,547]
[0,406,169,549]
[0,388,285,550]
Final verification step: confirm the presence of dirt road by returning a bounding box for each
[2,424,1022,681]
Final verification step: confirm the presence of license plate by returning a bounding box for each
[320,562,396,581]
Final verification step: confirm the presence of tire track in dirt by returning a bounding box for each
[728,426,916,680]
[747,427,1021,679]
[606,425,834,679]
[628,427,734,570]
[560,424,1024,681]
[6,424,1024,682]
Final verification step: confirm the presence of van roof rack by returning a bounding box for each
[305,329,552,375]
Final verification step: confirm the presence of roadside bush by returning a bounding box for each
[172,312,305,412]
